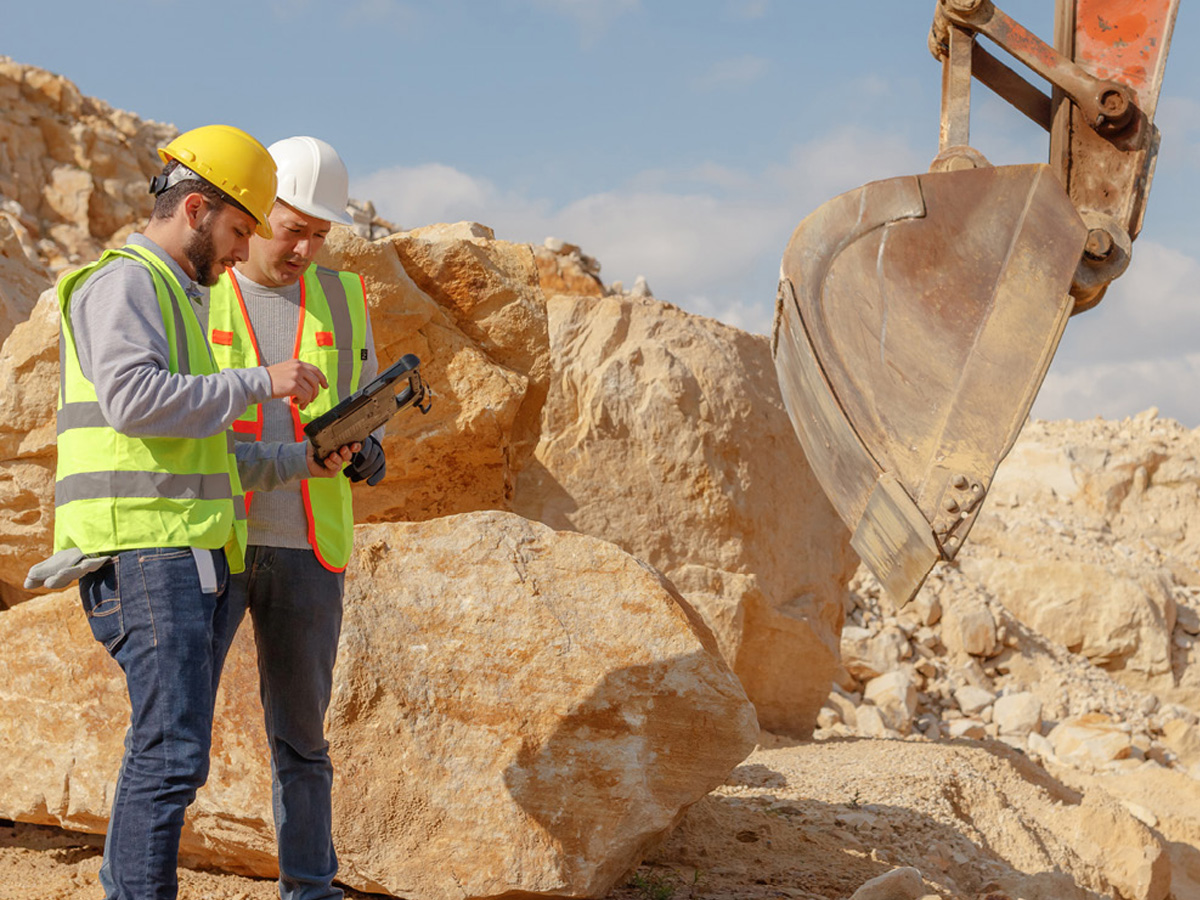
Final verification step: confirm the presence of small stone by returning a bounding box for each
[947,718,987,740]
[630,275,653,298]
[864,670,918,733]
[1123,801,1159,828]
[849,866,926,900]
[993,692,1042,737]
[856,704,897,739]
[911,593,942,627]
[1048,714,1132,767]
[941,598,998,658]
[954,685,996,715]
[1177,605,1200,635]
[817,707,842,730]
[825,690,859,729]
[1161,719,1200,768]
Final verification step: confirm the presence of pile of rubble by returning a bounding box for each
[819,412,1200,793]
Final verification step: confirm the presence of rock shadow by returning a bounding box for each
[502,650,756,895]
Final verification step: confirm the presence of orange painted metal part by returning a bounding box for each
[1075,0,1175,98]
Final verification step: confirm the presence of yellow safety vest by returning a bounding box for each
[54,245,248,572]
[209,264,368,572]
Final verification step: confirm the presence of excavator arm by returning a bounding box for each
[772,0,1180,605]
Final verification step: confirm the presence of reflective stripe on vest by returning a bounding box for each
[53,245,248,572]
[209,264,368,571]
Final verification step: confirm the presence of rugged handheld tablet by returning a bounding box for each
[303,353,431,462]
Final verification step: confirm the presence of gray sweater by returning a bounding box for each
[67,233,310,493]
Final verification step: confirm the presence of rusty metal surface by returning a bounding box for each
[1054,0,1180,313]
[939,0,1136,135]
[773,164,1087,604]
[852,474,942,608]
[972,43,1053,130]
[932,0,1180,312]
[940,25,975,151]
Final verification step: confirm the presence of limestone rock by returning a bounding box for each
[941,596,998,658]
[854,704,895,738]
[963,559,1175,676]
[947,718,986,740]
[0,288,59,603]
[824,689,859,729]
[0,512,759,898]
[1048,714,1133,768]
[1068,793,1171,900]
[1089,764,1200,899]
[0,57,175,274]
[993,692,1043,737]
[317,225,543,522]
[512,292,857,737]
[0,213,49,347]
[954,685,996,716]
[842,624,909,681]
[533,238,605,298]
[849,866,927,900]
[1160,718,1200,769]
[864,670,918,734]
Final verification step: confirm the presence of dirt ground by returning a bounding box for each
[1,729,1133,900]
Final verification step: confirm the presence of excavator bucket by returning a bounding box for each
[771,0,1178,605]
[773,164,1087,605]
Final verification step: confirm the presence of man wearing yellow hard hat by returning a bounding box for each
[33,123,360,899]
[209,136,381,900]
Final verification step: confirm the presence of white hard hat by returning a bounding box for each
[267,136,354,225]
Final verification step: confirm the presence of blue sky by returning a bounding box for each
[6,0,1200,423]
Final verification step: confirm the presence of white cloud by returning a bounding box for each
[339,0,420,30]
[1033,354,1200,426]
[355,125,934,334]
[1156,95,1200,171]
[1034,241,1200,425]
[765,126,928,206]
[1052,242,1200,367]
[354,163,505,228]
[693,55,770,91]
[524,0,640,35]
[730,0,769,19]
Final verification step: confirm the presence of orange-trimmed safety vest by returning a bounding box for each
[209,264,368,571]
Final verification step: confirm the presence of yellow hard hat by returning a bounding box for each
[158,125,278,238]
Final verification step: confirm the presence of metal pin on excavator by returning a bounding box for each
[771,0,1180,605]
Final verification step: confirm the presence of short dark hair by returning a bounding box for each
[151,160,254,223]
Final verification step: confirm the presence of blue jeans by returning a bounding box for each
[227,546,345,900]
[80,546,238,900]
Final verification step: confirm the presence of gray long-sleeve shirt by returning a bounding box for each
[67,233,310,492]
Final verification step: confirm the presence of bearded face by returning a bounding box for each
[183,212,221,287]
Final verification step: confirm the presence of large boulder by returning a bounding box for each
[0,512,758,898]
[316,223,545,521]
[961,557,1175,676]
[512,292,858,736]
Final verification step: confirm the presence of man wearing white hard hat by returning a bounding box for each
[208,136,381,900]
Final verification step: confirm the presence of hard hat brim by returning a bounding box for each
[288,199,355,227]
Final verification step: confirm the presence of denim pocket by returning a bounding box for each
[79,560,124,652]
